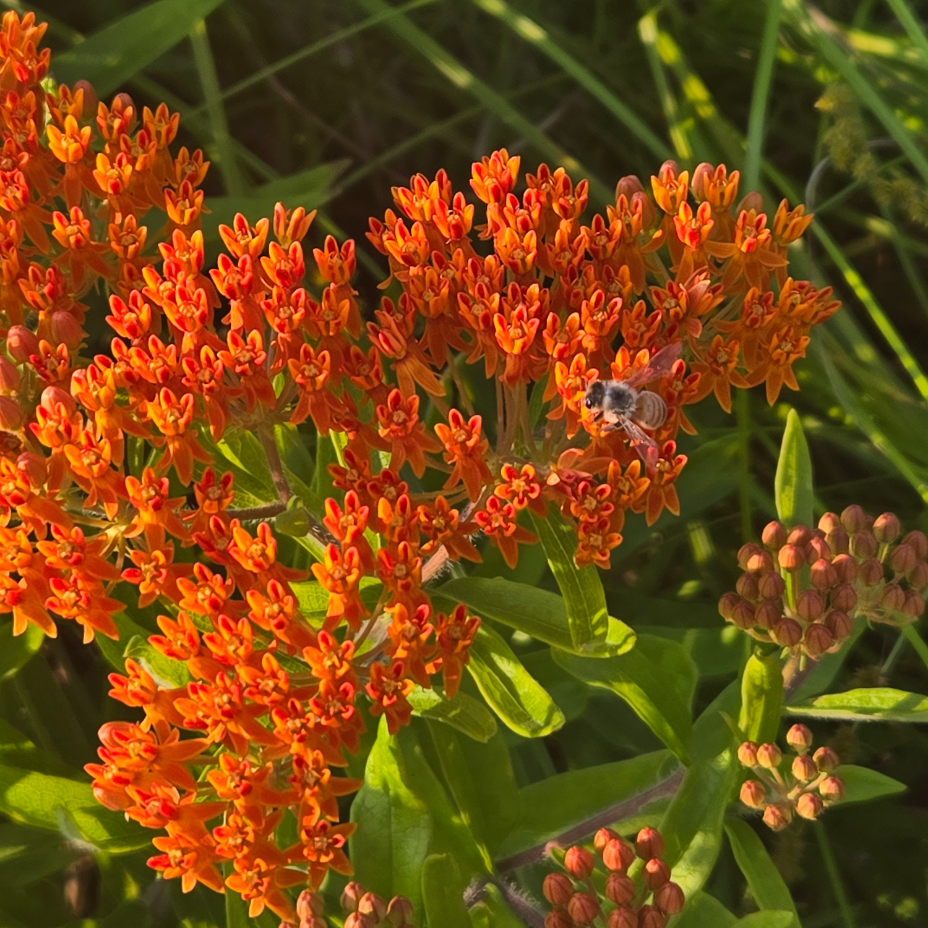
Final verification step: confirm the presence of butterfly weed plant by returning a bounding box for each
[0,8,924,928]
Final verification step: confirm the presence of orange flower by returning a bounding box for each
[474,497,536,569]
[376,388,441,477]
[297,813,356,891]
[434,604,480,698]
[366,660,414,734]
[435,409,492,500]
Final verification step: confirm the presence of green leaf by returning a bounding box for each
[672,890,738,928]
[0,720,74,778]
[0,622,43,681]
[427,722,518,857]
[647,625,745,678]
[659,748,739,897]
[53,0,226,96]
[433,576,635,657]
[214,429,277,504]
[408,685,497,742]
[467,882,529,928]
[495,750,680,864]
[724,818,800,928]
[530,510,610,649]
[774,409,814,530]
[786,687,928,722]
[467,625,565,738]
[290,577,383,627]
[553,635,695,763]
[738,653,783,745]
[0,764,149,854]
[836,764,907,804]
[206,163,348,238]
[421,854,471,928]
[731,914,795,928]
[349,720,487,921]
[0,823,79,885]
[95,612,190,688]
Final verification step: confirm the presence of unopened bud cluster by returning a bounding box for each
[543,827,684,928]
[281,886,416,928]
[738,725,845,831]
[719,507,927,659]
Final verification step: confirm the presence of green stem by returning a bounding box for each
[743,0,783,192]
[736,387,752,542]
[901,623,928,674]
[814,820,856,928]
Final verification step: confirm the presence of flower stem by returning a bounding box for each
[901,623,928,675]
[814,819,857,928]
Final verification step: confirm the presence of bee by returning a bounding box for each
[583,343,682,470]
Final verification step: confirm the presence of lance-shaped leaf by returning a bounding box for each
[553,635,695,763]
[739,653,783,745]
[433,576,635,657]
[786,687,928,722]
[468,626,565,738]
[421,854,472,928]
[724,818,800,928]
[530,509,609,649]
[775,409,814,530]
[835,765,907,804]
[408,685,497,743]
[671,890,738,928]
[53,0,226,96]
[732,915,795,928]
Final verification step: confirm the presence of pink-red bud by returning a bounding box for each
[740,779,768,809]
[813,746,840,772]
[341,883,364,914]
[907,561,928,590]
[830,583,858,613]
[796,589,825,622]
[736,572,759,600]
[831,553,858,583]
[643,857,671,890]
[849,531,877,559]
[810,558,837,589]
[593,827,619,851]
[787,525,812,547]
[607,907,638,928]
[543,873,574,906]
[773,618,803,648]
[819,775,845,802]
[840,504,869,533]
[762,802,793,831]
[754,600,782,630]
[903,530,928,559]
[6,325,38,362]
[738,542,763,569]
[792,754,818,782]
[567,891,601,925]
[357,893,387,922]
[602,838,635,873]
[638,903,667,928]
[818,512,841,533]
[762,520,787,549]
[757,743,782,769]
[803,623,835,657]
[738,741,759,766]
[747,550,775,573]
[778,544,805,571]
[758,570,786,599]
[825,527,850,555]
[903,591,925,618]
[605,872,636,906]
[882,583,906,612]
[386,897,414,928]
[824,611,853,642]
[654,881,685,915]
[786,724,813,752]
[796,792,824,820]
[858,557,883,587]
[890,544,917,575]
[873,512,901,543]
[564,846,594,880]
[635,827,664,861]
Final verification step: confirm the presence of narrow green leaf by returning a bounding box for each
[530,509,609,649]
[553,635,695,763]
[774,409,813,530]
[732,914,795,928]
[428,722,518,858]
[738,653,783,745]
[421,854,471,928]
[659,748,739,897]
[408,685,498,743]
[494,750,679,864]
[467,626,565,738]
[836,764,907,804]
[786,687,928,722]
[53,0,226,96]
[0,764,149,854]
[671,890,738,928]
[433,576,634,657]
[0,622,43,681]
[725,818,800,928]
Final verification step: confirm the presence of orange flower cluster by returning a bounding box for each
[720,508,927,661]
[543,826,684,928]
[0,13,837,917]
[738,725,845,831]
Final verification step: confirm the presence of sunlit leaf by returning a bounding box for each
[836,764,907,804]
[774,409,814,530]
[787,687,928,722]
[738,653,783,745]
[408,685,498,743]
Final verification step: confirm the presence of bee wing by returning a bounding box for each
[623,342,683,388]
[617,415,661,471]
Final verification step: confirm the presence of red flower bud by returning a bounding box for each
[829,583,857,613]
[857,557,883,587]
[890,544,917,575]
[825,527,850,555]
[564,846,595,880]
[792,754,818,782]
[654,881,685,915]
[6,325,38,363]
[567,891,601,926]
[607,907,638,928]
[0,357,20,394]
[903,530,928,559]
[786,724,813,752]
[824,611,853,642]
[818,512,842,533]
[358,893,387,921]
[873,512,901,543]
[882,583,906,612]
[605,872,636,905]
[742,780,771,812]
[796,792,824,820]
[762,521,787,549]
[341,883,365,913]
[732,598,756,630]
[345,914,375,928]
[819,775,845,802]
[747,550,775,573]
[0,396,24,431]
[796,589,825,622]
[738,741,760,766]
[593,827,620,851]
[757,743,782,769]
[773,618,803,648]
[907,561,928,590]
[840,504,869,533]
[813,746,840,772]
[810,558,837,590]
[754,600,782,630]
[903,591,925,618]
[758,570,786,599]
[803,623,835,657]
[638,903,667,928]
[543,873,574,906]
[738,542,763,569]
[831,553,858,583]
[298,891,324,920]
[635,827,664,861]
[644,857,671,890]
[778,544,805,572]
[787,525,812,547]
[718,592,740,621]
[762,802,793,831]
[736,572,759,600]
[849,531,877,559]
[545,911,574,928]
[386,896,415,927]
[602,838,635,873]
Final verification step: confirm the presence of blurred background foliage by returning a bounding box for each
[4,0,928,926]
